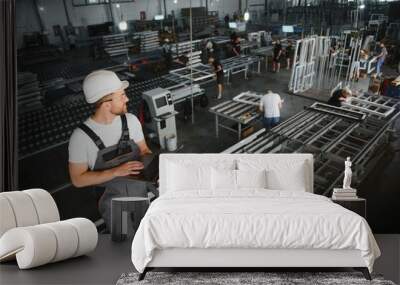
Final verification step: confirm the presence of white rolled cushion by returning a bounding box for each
[212,168,237,190]
[167,163,212,191]
[236,169,267,188]
[42,222,79,262]
[64,218,98,257]
[0,218,97,269]
[0,226,57,269]
[0,196,17,237]
[1,191,39,227]
[24,189,60,223]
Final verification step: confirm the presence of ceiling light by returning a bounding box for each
[244,10,250,22]
[118,21,128,31]
[359,4,365,9]
[116,4,120,8]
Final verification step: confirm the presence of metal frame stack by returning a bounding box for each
[102,34,129,57]
[223,94,400,196]
[136,31,159,53]
[289,36,318,94]
[289,32,368,95]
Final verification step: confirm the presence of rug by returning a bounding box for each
[116,271,396,285]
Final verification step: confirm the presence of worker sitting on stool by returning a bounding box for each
[208,56,224,99]
[68,70,156,232]
[327,87,352,107]
[259,90,284,130]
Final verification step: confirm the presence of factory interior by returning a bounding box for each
[1,0,400,284]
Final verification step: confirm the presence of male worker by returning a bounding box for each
[208,56,224,99]
[376,42,388,77]
[272,39,283,73]
[327,86,352,107]
[259,90,284,130]
[68,70,155,231]
[162,38,173,70]
[231,32,241,56]
[285,41,294,70]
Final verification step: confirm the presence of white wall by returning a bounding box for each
[207,0,239,18]
[66,1,111,26]
[16,0,244,47]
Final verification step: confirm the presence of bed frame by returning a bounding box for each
[139,248,371,280]
[137,154,372,281]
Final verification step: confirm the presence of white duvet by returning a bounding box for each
[131,190,380,273]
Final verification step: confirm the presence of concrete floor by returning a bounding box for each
[0,234,398,285]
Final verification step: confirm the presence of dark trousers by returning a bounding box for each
[262,117,280,130]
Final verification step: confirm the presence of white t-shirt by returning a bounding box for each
[260,93,282,118]
[68,113,144,170]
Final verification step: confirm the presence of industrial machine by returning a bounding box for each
[167,83,204,104]
[142,88,178,149]
[247,31,270,47]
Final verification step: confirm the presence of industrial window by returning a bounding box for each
[72,0,135,7]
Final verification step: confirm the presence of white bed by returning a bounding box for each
[131,154,380,280]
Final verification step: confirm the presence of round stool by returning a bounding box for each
[111,197,149,242]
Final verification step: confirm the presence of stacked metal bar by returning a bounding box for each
[136,31,159,53]
[17,72,43,113]
[223,96,400,196]
[103,34,129,57]
[171,40,202,65]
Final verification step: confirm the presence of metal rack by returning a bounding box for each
[102,34,129,58]
[18,72,207,159]
[167,55,262,85]
[221,55,262,83]
[136,31,159,53]
[223,95,400,196]
[171,39,202,65]
[209,91,262,140]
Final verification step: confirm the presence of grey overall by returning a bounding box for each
[79,114,155,231]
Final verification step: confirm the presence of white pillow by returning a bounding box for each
[167,163,212,191]
[266,166,306,192]
[212,168,237,190]
[237,158,308,192]
[236,169,267,189]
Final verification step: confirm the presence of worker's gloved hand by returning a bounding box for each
[112,161,144,177]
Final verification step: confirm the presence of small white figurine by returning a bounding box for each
[342,157,353,189]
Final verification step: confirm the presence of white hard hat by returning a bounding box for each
[82,70,129,104]
[343,87,352,96]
